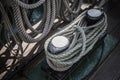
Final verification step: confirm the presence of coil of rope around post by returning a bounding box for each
[44,8,107,71]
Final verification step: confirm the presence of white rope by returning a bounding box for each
[44,9,107,71]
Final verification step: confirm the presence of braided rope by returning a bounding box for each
[44,10,107,71]
[11,0,56,43]
[13,0,45,9]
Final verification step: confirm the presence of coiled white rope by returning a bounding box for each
[44,9,107,71]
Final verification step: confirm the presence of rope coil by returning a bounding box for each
[44,9,107,71]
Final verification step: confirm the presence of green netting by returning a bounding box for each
[26,35,118,80]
